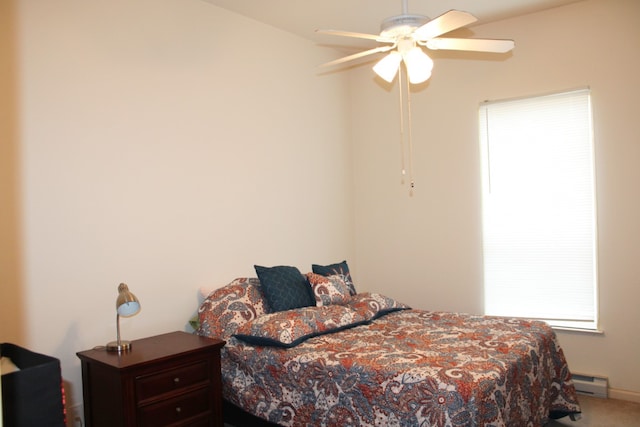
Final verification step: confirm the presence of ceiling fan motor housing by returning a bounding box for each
[380,14,429,38]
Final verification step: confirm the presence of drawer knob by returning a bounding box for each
[175,406,182,413]
[173,377,180,384]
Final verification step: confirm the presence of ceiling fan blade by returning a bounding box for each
[413,10,478,41]
[426,38,514,53]
[319,45,395,68]
[316,29,391,42]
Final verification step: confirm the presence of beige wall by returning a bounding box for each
[14,0,353,415]
[7,0,640,421]
[351,0,640,398]
[0,0,25,344]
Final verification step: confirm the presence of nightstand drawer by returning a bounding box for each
[136,360,209,401]
[138,387,211,426]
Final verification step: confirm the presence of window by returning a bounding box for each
[479,88,598,330]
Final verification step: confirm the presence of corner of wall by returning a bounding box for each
[0,0,26,345]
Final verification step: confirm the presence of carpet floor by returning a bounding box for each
[546,394,640,427]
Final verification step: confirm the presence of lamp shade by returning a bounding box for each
[403,47,433,84]
[115,283,140,317]
[373,51,403,83]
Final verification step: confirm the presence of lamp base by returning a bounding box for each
[106,340,132,353]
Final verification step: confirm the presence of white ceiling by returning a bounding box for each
[201,0,583,50]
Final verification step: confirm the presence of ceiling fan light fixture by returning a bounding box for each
[317,7,515,72]
[373,50,403,83]
[403,46,433,84]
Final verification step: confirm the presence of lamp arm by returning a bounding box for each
[116,313,121,347]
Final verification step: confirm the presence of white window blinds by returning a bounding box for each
[479,88,598,330]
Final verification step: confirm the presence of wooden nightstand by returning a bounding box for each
[77,331,225,427]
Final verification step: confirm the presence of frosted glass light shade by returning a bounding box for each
[373,51,402,82]
[404,47,433,84]
[117,300,140,316]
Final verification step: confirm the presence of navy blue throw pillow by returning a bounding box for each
[311,260,356,295]
[254,265,314,312]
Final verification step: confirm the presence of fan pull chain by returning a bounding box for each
[397,63,416,196]
[398,66,406,185]
[405,65,416,196]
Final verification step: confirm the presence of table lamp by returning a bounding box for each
[106,283,141,352]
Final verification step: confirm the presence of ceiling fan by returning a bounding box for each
[317,0,515,84]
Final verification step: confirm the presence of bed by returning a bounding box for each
[196,265,581,426]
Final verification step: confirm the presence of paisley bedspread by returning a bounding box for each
[196,278,580,426]
[221,310,580,426]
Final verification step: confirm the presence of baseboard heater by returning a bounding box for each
[572,373,608,398]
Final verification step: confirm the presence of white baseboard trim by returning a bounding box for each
[608,388,640,403]
[66,403,84,427]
